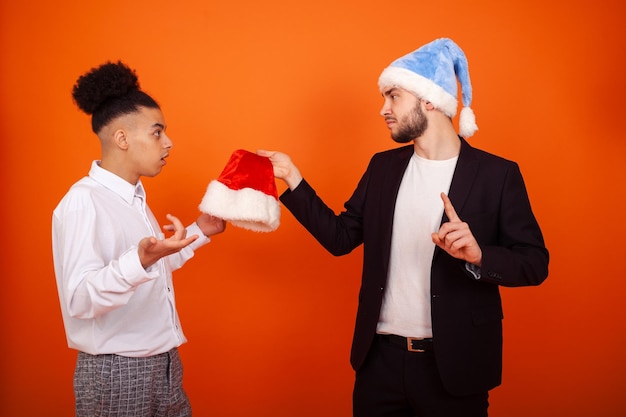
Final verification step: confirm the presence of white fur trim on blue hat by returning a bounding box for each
[378,38,478,138]
[459,107,478,138]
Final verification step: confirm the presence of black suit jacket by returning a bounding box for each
[280,138,549,396]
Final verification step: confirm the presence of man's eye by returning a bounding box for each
[154,130,161,137]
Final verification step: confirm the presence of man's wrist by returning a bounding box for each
[287,174,303,191]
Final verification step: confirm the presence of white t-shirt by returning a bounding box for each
[377,153,458,338]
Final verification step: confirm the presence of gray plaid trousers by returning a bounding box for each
[74,348,191,417]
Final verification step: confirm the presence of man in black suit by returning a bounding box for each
[258,38,549,417]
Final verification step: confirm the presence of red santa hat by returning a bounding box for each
[199,149,280,232]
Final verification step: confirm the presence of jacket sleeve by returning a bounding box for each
[476,162,549,287]
[279,173,368,256]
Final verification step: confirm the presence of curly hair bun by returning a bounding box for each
[72,61,141,115]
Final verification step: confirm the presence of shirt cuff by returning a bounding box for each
[465,262,482,280]
[119,247,159,286]
[186,222,211,251]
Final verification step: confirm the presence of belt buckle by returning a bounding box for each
[407,337,425,352]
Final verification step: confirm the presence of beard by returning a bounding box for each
[391,103,428,143]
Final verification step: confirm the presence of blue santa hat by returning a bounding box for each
[378,38,478,138]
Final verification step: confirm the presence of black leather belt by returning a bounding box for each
[377,334,434,352]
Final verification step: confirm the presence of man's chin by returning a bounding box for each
[391,135,414,144]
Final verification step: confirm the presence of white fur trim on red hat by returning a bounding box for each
[199,180,280,232]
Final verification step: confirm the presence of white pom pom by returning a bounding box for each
[459,106,478,138]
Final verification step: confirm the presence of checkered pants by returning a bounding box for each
[74,348,191,417]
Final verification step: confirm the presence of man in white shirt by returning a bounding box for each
[52,61,225,417]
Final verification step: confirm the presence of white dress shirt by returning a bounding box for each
[52,161,210,357]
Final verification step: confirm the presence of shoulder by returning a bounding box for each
[54,177,100,214]
[461,139,519,170]
[369,145,413,165]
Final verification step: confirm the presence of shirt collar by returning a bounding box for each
[88,160,146,205]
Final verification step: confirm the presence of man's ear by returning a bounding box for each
[113,129,129,150]
[423,100,435,111]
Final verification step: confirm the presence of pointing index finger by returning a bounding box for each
[440,192,461,222]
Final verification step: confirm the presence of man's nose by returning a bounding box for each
[380,102,390,117]
[163,133,173,149]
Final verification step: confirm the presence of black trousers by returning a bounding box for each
[353,336,489,417]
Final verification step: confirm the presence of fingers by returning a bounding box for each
[164,214,186,239]
[257,150,290,165]
[440,192,461,222]
[431,225,460,247]
[433,227,471,250]
[196,213,226,237]
[165,213,184,230]
[256,149,273,157]
[257,150,284,175]
[432,193,464,249]
[431,201,482,265]
[139,215,201,269]
[177,234,199,247]
[431,226,464,256]
[256,150,302,189]
[432,194,461,242]
[139,236,158,251]
[161,214,199,244]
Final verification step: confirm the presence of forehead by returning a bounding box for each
[136,106,165,123]
[382,86,411,97]
[382,87,419,104]
[119,106,166,130]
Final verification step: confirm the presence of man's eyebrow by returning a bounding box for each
[382,87,398,96]
[151,123,165,129]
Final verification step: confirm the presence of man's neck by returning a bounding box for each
[412,128,461,160]
[99,156,140,185]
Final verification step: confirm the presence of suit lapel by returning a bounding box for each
[381,146,414,223]
[378,145,414,278]
[432,138,478,263]
[379,141,478,227]
[444,138,479,223]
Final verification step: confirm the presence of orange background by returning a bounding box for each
[1,0,625,416]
